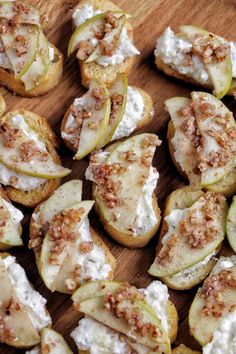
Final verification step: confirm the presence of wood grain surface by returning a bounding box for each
[1,0,236,353]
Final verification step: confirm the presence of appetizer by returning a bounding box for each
[71,280,178,353]
[68,0,140,87]
[0,0,63,96]
[173,344,201,354]
[189,256,236,352]
[149,186,227,290]
[0,186,23,250]
[61,74,154,159]
[166,91,236,197]
[86,133,161,248]
[0,109,70,207]
[226,195,236,252]
[25,328,73,354]
[0,253,51,348]
[30,180,115,294]
[155,25,236,98]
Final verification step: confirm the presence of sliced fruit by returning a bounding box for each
[97,73,128,148]
[94,134,159,235]
[124,338,158,354]
[85,15,125,63]
[1,24,39,78]
[74,79,110,160]
[189,264,236,345]
[41,328,73,354]
[0,2,41,26]
[72,280,120,304]
[165,97,200,185]
[179,25,232,99]
[149,193,227,277]
[21,30,50,91]
[0,255,40,347]
[79,296,171,352]
[0,197,23,250]
[191,91,236,186]
[226,196,236,252]
[39,201,94,291]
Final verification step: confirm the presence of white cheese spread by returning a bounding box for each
[25,346,41,354]
[49,46,55,62]
[1,198,23,226]
[155,27,236,84]
[140,280,169,332]
[3,256,51,331]
[71,316,131,354]
[111,86,144,141]
[211,255,236,275]
[203,310,236,354]
[76,217,111,282]
[133,166,159,235]
[72,4,139,66]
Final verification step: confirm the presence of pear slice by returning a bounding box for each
[165,97,200,185]
[226,196,236,252]
[0,197,23,250]
[1,24,39,78]
[0,117,71,179]
[72,280,120,304]
[191,91,236,186]
[85,15,126,63]
[96,73,128,148]
[179,25,232,99]
[21,30,50,91]
[0,2,41,26]
[149,193,227,277]
[0,255,40,348]
[94,134,160,235]
[79,296,171,352]
[74,79,110,160]
[41,328,73,354]
[39,201,94,291]
[189,264,236,345]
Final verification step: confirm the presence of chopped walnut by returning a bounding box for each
[110,94,123,123]
[104,11,119,29]
[100,35,120,57]
[76,40,94,60]
[157,234,178,265]
[0,123,20,148]
[79,241,94,254]
[141,135,161,148]
[19,140,49,162]
[14,34,29,57]
[91,88,107,110]
[0,314,17,343]
[0,206,8,238]
[121,150,138,162]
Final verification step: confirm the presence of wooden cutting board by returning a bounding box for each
[1,0,236,352]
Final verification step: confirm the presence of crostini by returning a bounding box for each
[71,280,178,353]
[86,133,161,248]
[25,328,73,354]
[155,25,236,98]
[0,0,63,97]
[166,91,236,197]
[149,186,227,290]
[29,180,115,294]
[0,186,23,250]
[0,109,70,207]
[61,74,154,159]
[173,344,201,354]
[226,195,236,252]
[0,253,51,348]
[68,0,139,88]
[189,256,236,352]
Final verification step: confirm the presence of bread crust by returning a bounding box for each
[155,56,236,97]
[1,109,61,207]
[153,186,222,290]
[61,86,154,153]
[74,0,137,88]
[168,120,236,197]
[172,344,201,354]
[0,44,63,97]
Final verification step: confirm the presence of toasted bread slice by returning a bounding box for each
[74,0,136,88]
[167,300,178,343]
[61,86,154,153]
[0,45,63,97]
[2,109,61,207]
[156,57,236,97]
[167,120,236,197]
[150,186,223,289]
[94,193,161,248]
[172,344,201,354]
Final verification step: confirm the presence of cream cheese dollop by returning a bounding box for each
[3,256,51,331]
[2,198,24,226]
[155,27,236,84]
[72,4,139,66]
